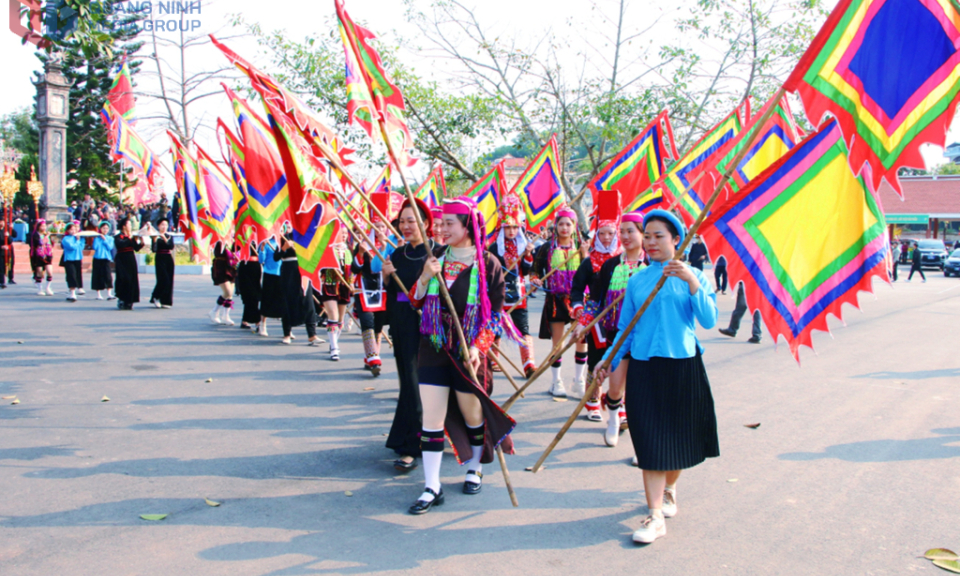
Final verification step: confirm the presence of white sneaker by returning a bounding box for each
[632,514,666,544]
[45,285,54,296]
[570,377,586,398]
[96,294,105,301]
[153,300,162,309]
[37,285,45,296]
[663,489,678,518]
[281,336,292,345]
[258,324,269,337]
[604,406,620,447]
[330,348,340,361]
[549,378,567,398]
[631,455,639,466]
[77,289,86,295]
[209,305,222,324]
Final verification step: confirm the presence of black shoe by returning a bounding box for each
[747,336,761,344]
[408,488,444,515]
[8,280,15,285]
[117,300,123,309]
[718,328,736,337]
[462,471,483,495]
[0,285,6,289]
[393,457,418,472]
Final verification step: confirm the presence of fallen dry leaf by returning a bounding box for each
[934,560,960,574]
[727,478,738,483]
[204,378,213,383]
[16,340,23,344]
[744,423,761,429]
[204,498,221,507]
[1,395,16,400]
[552,397,568,402]
[363,387,375,391]
[10,399,20,405]
[926,549,960,561]
[344,491,353,497]
[101,396,110,402]
[525,466,544,472]
[139,514,168,521]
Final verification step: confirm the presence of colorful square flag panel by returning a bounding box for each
[512,136,565,233]
[416,164,447,207]
[701,120,889,361]
[465,163,507,241]
[661,104,746,226]
[783,0,960,194]
[716,96,803,193]
[196,145,237,246]
[586,110,678,209]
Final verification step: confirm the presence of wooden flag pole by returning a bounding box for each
[377,120,518,508]
[490,342,527,384]
[529,89,787,472]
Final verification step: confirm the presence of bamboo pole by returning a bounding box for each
[377,120,518,508]
[529,89,788,472]
[490,342,527,387]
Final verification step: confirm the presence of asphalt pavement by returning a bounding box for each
[0,266,958,575]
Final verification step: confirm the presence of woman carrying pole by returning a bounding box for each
[594,209,719,544]
[570,191,622,405]
[406,197,515,514]
[29,219,55,296]
[317,229,352,359]
[113,217,145,311]
[236,244,263,330]
[276,231,324,346]
[90,221,116,300]
[381,197,435,472]
[60,221,85,302]
[574,207,646,445]
[351,192,394,376]
[256,237,283,337]
[209,243,238,325]
[532,207,588,397]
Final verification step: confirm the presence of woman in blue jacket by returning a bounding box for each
[91,221,116,300]
[60,221,85,302]
[597,210,719,545]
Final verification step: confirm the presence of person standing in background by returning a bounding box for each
[907,241,926,282]
[713,254,727,294]
[688,235,708,271]
[90,221,115,300]
[718,283,762,344]
[0,219,15,288]
[889,240,901,282]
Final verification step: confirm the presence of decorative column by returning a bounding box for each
[33,54,73,222]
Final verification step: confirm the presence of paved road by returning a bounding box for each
[0,269,958,575]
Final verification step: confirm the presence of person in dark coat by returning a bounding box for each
[275,234,323,346]
[907,241,926,282]
[382,198,435,471]
[257,238,283,337]
[0,218,16,288]
[114,217,145,310]
[149,219,175,308]
[236,244,263,330]
[688,235,708,270]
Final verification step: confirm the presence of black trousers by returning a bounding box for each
[908,263,925,280]
[282,317,317,338]
[714,263,728,293]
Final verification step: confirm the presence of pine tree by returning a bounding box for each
[36,1,144,204]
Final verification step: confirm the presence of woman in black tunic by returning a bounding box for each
[275,234,322,345]
[209,243,238,325]
[150,219,175,308]
[236,244,263,330]
[381,198,435,471]
[257,237,284,337]
[114,217,144,311]
[407,197,515,515]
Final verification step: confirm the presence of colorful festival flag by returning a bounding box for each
[195,144,237,247]
[715,95,803,193]
[700,120,889,361]
[587,111,679,209]
[224,85,290,242]
[101,102,162,205]
[262,95,342,287]
[783,0,960,194]
[210,37,356,173]
[106,59,137,125]
[219,119,256,254]
[334,0,416,167]
[465,163,507,242]
[415,164,447,207]
[168,131,210,263]
[659,102,748,226]
[511,136,565,233]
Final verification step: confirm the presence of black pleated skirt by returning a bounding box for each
[625,352,719,471]
[538,293,573,338]
[259,274,284,318]
[91,259,113,290]
[151,254,175,306]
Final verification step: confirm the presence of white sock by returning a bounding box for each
[421,449,443,501]
[97,290,102,298]
[331,326,341,349]
[69,289,76,299]
[465,446,483,478]
[551,366,562,383]
[575,361,588,383]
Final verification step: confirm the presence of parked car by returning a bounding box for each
[916,239,948,269]
[945,250,960,277]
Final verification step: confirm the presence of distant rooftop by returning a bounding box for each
[876,175,960,218]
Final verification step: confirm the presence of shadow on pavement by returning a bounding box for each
[852,368,960,380]
[778,428,960,462]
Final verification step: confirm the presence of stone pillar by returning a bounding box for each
[33,54,73,222]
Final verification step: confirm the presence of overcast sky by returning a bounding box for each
[1,0,952,198]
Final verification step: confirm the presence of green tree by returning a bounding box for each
[0,108,40,208]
